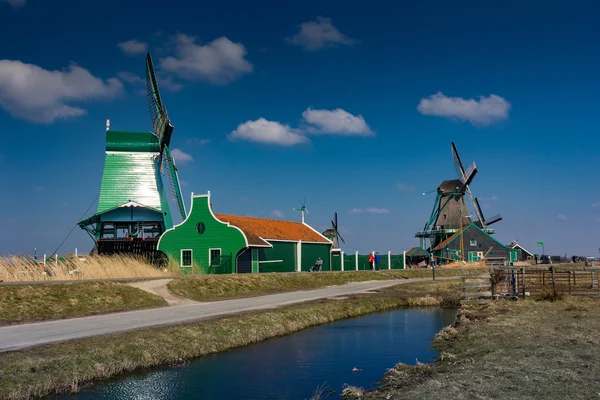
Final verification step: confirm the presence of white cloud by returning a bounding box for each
[160,34,252,84]
[187,138,210,145]
[270,210,285,219]
[302,108,373,135]
[117,39,148,55]
[288,16,355,51]
[396,183,415,191]
[5,0,26,8]
[117,71,145,85]
[590,202,600,208]
[0,60,122,123]
[557,213,569,221]
[228,118,308,146]
[170,148,194,163]
[349,207,390,215]
[118,71,182,93]
[417,92,511,126]
[157,76,183,92]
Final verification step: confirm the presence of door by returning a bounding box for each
[510,251,517,263]
[468,251,476,262]
[236,248,252,274]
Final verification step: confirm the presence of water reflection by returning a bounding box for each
[55,307,456,400]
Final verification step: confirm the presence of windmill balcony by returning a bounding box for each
[415,227,495,238]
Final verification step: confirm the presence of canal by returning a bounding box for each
[55,307,456,400]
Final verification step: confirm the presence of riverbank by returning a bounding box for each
[0,280,458,400]
[344,296,600,400]
[0,268,484,325]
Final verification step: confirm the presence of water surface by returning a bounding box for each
[56,307,456,400]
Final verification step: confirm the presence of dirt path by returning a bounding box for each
[127,279,198,306]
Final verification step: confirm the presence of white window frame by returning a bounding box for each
[180,249,193,268]
[470,239,477,247]
[209,248,222,266]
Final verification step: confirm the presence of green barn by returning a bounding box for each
[157,192,332,273]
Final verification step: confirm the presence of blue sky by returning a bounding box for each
[1,0,599,257]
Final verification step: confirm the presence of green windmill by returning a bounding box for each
[78,53,187,258]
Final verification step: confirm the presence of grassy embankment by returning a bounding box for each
[0,268,485,325]
[0,280,459,400]
[343,295,600,400]
[0,282,168,326]
[167,268,487,301]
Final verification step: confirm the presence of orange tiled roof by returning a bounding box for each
[215,214,331,247]
[432,226,468,251]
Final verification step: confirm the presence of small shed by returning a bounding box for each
[406,247,430,267]
[157,192,332,273]
[507,242,534,261]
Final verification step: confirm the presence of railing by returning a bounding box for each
[208,254,232,274]
[461,274,493,305]
[491,266,600,299]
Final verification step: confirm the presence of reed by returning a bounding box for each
[0,254,182,282]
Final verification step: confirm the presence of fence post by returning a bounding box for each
[592,268,596,289]
[551,266,557,295]
[43,254,46,267]
[403,250,406,270]
[521,267,526,299]
[55,254,58,266]
[388,251,391,270]
[355,251,358,271]
[341,251,344,272]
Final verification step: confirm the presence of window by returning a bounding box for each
[181,250,193,267]
[209,248,221,266]
[470,239,477,247]
[196,222,206,235]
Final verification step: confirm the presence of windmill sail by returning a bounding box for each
[163,147,187,221]
[451,142,486,228]
[146,53,174,164]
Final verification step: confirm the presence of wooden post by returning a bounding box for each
[592,269,596,289]
[573,270,576,286]
[388,251,391,270]
[491,269,496,299]
[551,266,557,296]
[521,267,526,299]
[355,251,358,271]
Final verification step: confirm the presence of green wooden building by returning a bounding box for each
[157,192,333,273]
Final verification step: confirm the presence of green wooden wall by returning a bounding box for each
[258,241,296,272]
[157,195,247,273]
[301,243,331,271]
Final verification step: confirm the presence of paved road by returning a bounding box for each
[0,278,436,352]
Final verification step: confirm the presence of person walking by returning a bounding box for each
[374,252,380,271]
[368,253,374,270]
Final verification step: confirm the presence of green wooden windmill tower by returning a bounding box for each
[78,53,187,257]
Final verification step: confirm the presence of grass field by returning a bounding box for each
[0,280,457,400]
[167,268,487,301]
[0,282,167,326]
[344,296,600,400]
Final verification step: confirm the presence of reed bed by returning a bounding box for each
[0,254,182,282]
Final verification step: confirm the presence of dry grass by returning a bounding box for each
[0,283,167,326]
[0,254,181,282]
[168,269,486,302]
[360,297,600,400]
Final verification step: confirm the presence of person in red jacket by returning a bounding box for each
[368,253,375,270]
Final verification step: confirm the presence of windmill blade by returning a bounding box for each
[146,53,174,162]
[474,198,486,222]
[485,214,503,226]
[451,142,467,183]
[163,146,187,221]
[337,232,345,244]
